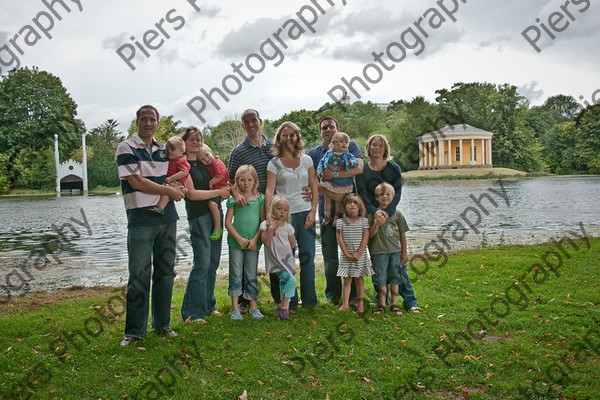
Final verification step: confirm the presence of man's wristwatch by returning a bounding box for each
[333,171,339,178]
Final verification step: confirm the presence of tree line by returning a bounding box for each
[0,67,598,193]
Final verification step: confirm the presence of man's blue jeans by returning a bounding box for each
[182,212,222,320]
[125,221,176,337]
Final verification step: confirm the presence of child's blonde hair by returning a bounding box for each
[268,195,291,223]
[198,143,214,156]
[234,165,259,197]
[340,194,366,218]
[166,136,186,152]
[329,132,350,150]
[374,182,395,198]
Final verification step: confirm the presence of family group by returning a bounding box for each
[115,105,420,347]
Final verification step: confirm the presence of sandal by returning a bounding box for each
[356,305,364,314]
[374,304,386,314]
[209,229,223,241]
[337,305,350,311]
[390,305,403,315]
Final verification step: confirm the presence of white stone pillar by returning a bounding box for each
[54,134,60,194]
[82,133,88,194]
[419,142,424,169]
[438,140,443,167]
[481,139,485,166]
[426,142,431,169]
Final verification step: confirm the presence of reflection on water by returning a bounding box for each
[1,176,599,291]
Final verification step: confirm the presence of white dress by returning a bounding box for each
[336,217,374,278]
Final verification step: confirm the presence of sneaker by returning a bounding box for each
[249,309,264,320]
[120,335,140,347]
[160,327,178,337]
[148,206,165,215]
[230,310,243,320]
[410,306,421,313]
[209,229,223,240]
[277,307,289,320]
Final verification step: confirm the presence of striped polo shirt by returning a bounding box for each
[116,134,178,228]
[227,135,273,194]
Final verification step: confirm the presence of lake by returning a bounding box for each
[1,176,598,293]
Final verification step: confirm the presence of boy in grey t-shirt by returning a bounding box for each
[369,183,420,314]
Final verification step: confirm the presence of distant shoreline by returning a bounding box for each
[403,167,530,180]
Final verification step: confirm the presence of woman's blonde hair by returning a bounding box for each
[234,165,259,197]
[340,193,367,218]
[329,132,350,150]
[267,195,291,222]
[272,121,305,158]
[365,134,391,160]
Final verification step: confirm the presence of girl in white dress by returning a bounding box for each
[335,194,373,314]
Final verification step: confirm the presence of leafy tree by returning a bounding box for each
[0,154,10,193]
[574,104,600,173]
[203,116,246,166]
[88,119,124,151]
[13,142,56,190]
[542,121,580,173]
[0,67,84,185]
[87,142,120,188]
[81,119,125,188]
[542,94,581,120]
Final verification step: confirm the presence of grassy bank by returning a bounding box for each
[1,239,599,399]
[0,187,121,197]
[402,167,531,181]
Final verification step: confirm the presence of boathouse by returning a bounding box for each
[417,124,493,169]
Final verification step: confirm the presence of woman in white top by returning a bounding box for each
[265,121,319,310]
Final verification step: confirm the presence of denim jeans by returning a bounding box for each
[269,210,317,309]
[228,247,259,301]
[181,211,222,320]
[125,221,176,337]
[398,263,418,309]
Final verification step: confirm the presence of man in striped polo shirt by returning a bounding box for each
[116,105,186,347]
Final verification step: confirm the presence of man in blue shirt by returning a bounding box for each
[307,116,363,304]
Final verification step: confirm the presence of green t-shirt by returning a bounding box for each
[226,194,264,250]
[368,211,409,255]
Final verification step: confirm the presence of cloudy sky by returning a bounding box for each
[1,0,598,133]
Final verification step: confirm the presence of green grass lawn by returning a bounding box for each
[1,238,599,399]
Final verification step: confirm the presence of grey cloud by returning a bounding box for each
[216,17,282,58]
[216,9,338,59]
[518,81,544,102]
[102,33,128,50]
